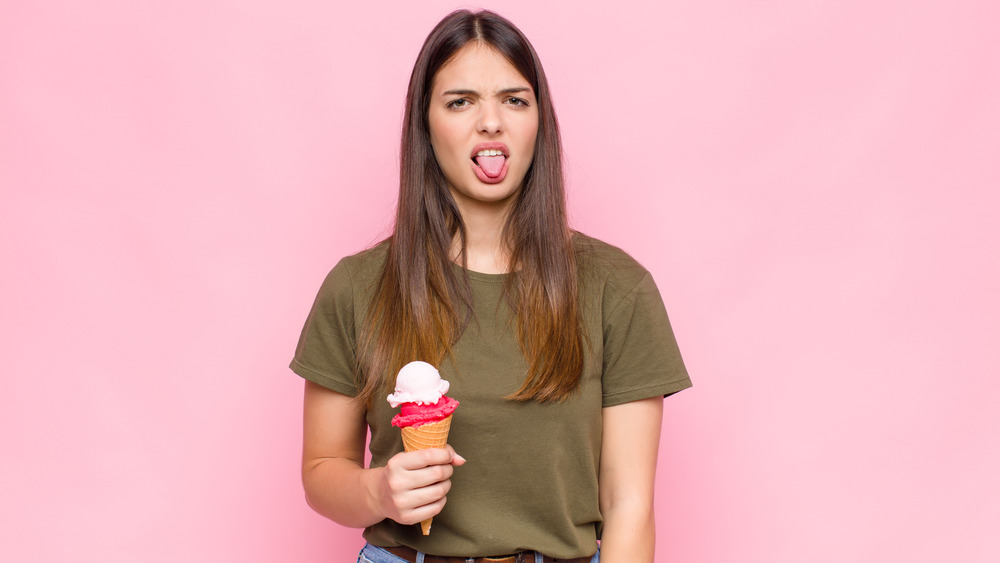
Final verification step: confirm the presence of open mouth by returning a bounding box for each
[473,149,507,179]
[470,143,510,183]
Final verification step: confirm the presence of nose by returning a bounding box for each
[477,101,503,135]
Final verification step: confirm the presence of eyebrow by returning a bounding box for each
[441,86,532,96]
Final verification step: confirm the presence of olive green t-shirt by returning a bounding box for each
[290,233,691,558]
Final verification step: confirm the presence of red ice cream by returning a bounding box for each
[392,395,459,428]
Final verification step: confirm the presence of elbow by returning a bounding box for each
[600,491,655,524]
[301,458,338,518]
[599,493,656,557]
[301,464,322,514]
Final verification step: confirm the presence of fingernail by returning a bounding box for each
[454,453,467,463]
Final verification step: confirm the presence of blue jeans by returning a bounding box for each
[357,543,600,563]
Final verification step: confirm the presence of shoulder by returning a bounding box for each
[573,231,653,299]
[324,241,388,285]
[291,244,390,395]
[314,241,389,305]
[336,240,389,277]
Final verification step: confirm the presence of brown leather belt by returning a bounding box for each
[383,545,592,563]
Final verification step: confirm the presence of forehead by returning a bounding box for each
[431,44,532,93]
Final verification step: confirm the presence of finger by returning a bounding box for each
[391,477,451,522]
[397,495,447,525]
[445,445,467,466]
[406,478,452,509]
[383,459,453,495]
[394,448,456,470]
[405,462,453,489]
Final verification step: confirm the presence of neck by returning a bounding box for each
[452,198,512,274]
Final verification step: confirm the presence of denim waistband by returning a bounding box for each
[356,543,600,563]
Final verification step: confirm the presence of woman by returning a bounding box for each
[290,10,691,563]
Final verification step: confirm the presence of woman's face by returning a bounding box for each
[427,43,539,213]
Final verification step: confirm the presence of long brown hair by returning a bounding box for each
[356,10,583,407]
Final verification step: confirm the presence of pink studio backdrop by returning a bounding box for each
[1,0,997,561]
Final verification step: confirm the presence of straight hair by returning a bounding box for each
[355,10,583,407]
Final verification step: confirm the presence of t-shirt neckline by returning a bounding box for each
[451,262,509,284]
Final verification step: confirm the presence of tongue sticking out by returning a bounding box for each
[477,155,505,178]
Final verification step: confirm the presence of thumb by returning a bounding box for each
[445,445,467,466]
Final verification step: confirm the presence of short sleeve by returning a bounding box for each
[289,259,361,396]
[601,271,692,407]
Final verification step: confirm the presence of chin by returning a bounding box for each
[451,181,520,207]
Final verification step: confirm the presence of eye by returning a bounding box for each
[446,98,470,109]
[505,97,529,107]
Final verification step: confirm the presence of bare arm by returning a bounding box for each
[301,380,464,527]
[598,396,664,562]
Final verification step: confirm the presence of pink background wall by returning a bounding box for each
[2,1,997,561]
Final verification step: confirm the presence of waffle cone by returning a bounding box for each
[400,415,453,535]
[400,415,452,452]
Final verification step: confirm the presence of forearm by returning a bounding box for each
[598,397,663,563]
[599,501,655,562]
[303,457,385,528]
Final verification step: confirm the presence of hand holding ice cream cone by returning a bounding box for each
[387,361,460,535]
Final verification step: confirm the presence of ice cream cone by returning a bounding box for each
[400,415,452,451]
[389,362,459,537]
[400,415,453,535]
